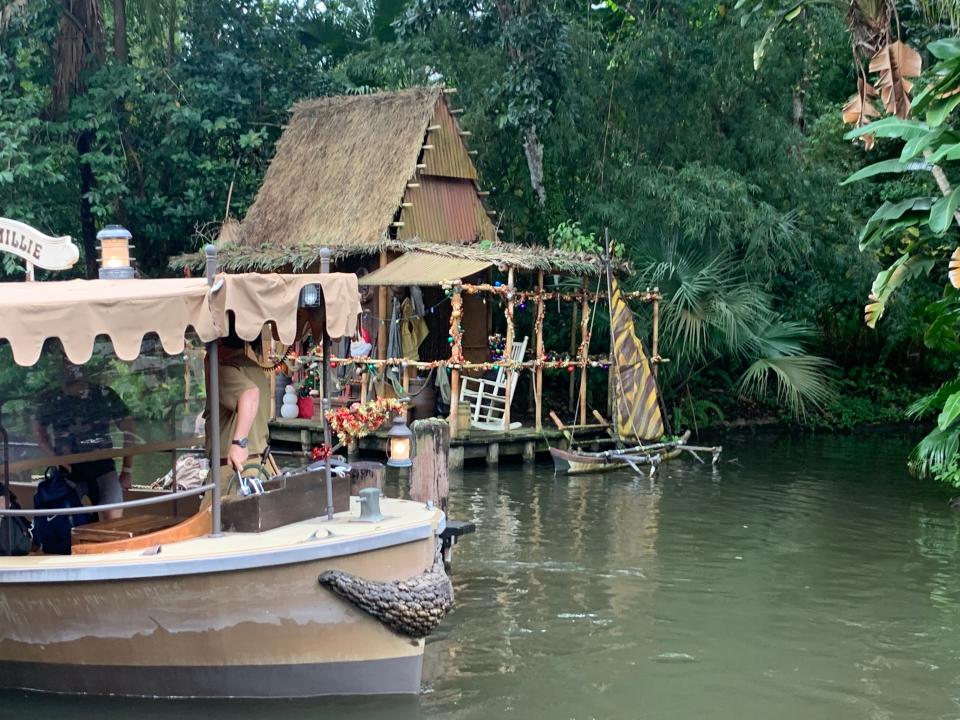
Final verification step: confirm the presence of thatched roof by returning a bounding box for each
[238,87,444,251]
[171,238,628,276]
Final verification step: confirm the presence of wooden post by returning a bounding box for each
[652,287,660,379]
[534,270,545,432]
[568,290,578,412]
[409,418,450,514]
[578,277,590,426]
[448,283,463,438]
[349,461,385,495]
[376,251,389,398]
[503,266,515,432]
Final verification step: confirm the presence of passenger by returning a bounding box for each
[34,363,135,521]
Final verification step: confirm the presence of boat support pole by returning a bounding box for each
[320,248,335,521]
[205,245,223,536]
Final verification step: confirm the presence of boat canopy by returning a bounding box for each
[0,272,360,367]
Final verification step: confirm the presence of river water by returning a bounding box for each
[4,432,960,719]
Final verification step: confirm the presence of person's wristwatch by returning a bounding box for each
[231,437,249,449]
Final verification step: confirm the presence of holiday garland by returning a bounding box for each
[324,398,408,446]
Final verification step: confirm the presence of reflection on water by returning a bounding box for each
[6,432,960,720]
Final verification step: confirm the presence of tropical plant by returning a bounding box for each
[844,37,960,480]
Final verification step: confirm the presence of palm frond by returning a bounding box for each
[910,424,960,479]
[907,375,960,418]
[736,354,836,418]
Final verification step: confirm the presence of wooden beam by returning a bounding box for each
[377,251,389,370]
[415,163,427,169]
[391,221,405,228]
[407,182,421,188]
[426,124,441,131]
[421,144,434,150]
[459,130,472,137]
[450,108,465,115]
[477,191,490,196]
[401,202,413,208]
[442,87,458,94]
[652,287,660,379]
[467,150,478,155]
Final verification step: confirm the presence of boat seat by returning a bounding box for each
[71,514,182,545]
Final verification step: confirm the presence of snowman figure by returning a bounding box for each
[280,384,299,419]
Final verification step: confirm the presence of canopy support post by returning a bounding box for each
[320,249,335,521]
[578,276,590,426]
[205,245,223,537]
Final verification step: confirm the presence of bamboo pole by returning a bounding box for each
[568,294,578,412]
[578,276,590,426]
[652,287,660,379]
[448,283,463,438]
[534,270,545,432]
[503,267,515,432]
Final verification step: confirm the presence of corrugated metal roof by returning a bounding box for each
[358,252,492,286]
[420,98,478,180]
[399,176,496,243]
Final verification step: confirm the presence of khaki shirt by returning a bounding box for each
[206,355,271,460]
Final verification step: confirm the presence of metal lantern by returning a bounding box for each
[97,225,134,279]
[386,415,413,468]
[300,283,321,307]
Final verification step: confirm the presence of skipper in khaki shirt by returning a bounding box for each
[206,328,271,473]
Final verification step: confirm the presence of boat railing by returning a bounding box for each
[0,483,213,518]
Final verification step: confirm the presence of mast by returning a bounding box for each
[603,228,619,442]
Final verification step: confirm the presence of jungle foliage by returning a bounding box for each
[0,0,957,470]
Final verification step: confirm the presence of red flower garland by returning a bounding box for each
[324,398,408,446]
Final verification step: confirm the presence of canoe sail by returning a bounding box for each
[610,277,665,441]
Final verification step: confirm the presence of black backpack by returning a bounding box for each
[0,490,31,556]
[32,467,95,555]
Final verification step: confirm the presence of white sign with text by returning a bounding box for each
[0,217,79,271]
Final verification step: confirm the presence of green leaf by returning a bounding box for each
[844,116,928,141]
[930,187,960,234]
[865,255,935,328]
[938,391,960,430]
[930,39,960,61]
[927,93,960,127]
[842,159,933,185]
[784,5,803,21]
[858,197,934,250]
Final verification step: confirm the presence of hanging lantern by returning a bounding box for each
[97,225,134,280]
[386,415,413,468]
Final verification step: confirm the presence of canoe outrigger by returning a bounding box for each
[0,244,453,698]
[550,233,721,476]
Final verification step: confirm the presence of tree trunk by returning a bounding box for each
[523,125,546,205]
[77,130,99,279]
[167,0,177,65]
[113,0,127,63]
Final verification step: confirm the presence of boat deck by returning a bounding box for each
[0,496,442,583]
[269,418,609,468]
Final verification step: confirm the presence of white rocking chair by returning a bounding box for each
[459,336,528,432]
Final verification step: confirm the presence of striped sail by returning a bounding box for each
[610,278,665,441]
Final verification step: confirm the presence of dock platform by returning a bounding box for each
[269,418,607,468]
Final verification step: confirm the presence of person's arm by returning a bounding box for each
[33,417,70,472]
[116,416,136,489]
[226,386,259,471]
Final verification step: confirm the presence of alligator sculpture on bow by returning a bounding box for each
[318,552,454,639]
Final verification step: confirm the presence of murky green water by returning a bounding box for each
[4,432,960,720]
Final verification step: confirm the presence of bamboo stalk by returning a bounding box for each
[578,276,590,426]
[534,270,545,432]
[448,284,463,439]
[503,267,515,432]
[568,301,578,412]
[652,289,660,379]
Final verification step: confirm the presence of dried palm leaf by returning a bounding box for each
[842,78,881,149]
[869,41,922,118]
[949,246,960,289]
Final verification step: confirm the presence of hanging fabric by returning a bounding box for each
[400,297,429,361]
[610,277,665,441]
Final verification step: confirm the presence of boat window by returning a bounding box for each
[0,334,206,487]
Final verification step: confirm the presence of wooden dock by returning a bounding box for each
[269,418,606,469]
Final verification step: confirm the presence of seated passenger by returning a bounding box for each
[34,362,135,521]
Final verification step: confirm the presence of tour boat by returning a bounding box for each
[0,244,454,698]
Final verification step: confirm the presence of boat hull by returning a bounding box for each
[0,501,443,698]
[550,445,682,475]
